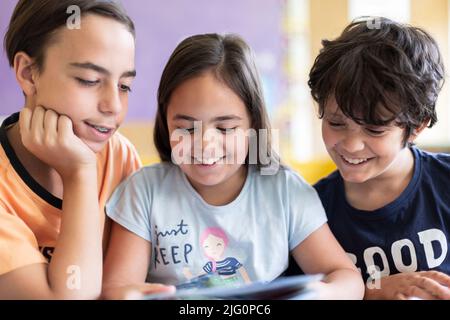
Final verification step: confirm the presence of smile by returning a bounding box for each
[84,121,114,134]
[340,154,372,165]
[193,156,225,165]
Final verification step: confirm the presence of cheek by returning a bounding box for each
[35,81,94,119]
[169,131,193,163]
[371,139,400,159]
[225,133,248,160]
[116,97,129,122]
[322,125,338,147]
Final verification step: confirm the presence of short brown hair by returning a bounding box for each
[309,17,445,144]
[4,0,135,72]
[154,33,275,168]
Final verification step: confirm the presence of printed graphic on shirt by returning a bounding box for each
[153,219,193,267]
[193,227,250,285]
[348,228,448,285]
[153,221,251,285]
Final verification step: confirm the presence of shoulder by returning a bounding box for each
[122,162,179,188]
[256,165,310,188]
[414,147,450,189]
[254,165,320,201]
[105,132,139,157]
[313,170,341,197]
[97,132,141,170]
[415,147,450,171]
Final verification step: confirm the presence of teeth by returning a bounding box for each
[342,155,368,165]
[87,122,110,133]
[94,126,109,133]
[195,157,222,165]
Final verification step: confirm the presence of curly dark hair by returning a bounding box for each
[308,16,445,145]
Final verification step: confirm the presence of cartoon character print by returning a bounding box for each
[183,227,251,285]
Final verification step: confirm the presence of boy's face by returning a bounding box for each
[322,98,411,184]
[28,14,136,153]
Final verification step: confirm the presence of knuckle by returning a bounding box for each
[406,286,417,296]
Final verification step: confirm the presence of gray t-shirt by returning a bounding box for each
[106,163,327,286]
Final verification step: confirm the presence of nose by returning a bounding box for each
[340,131,365,153]
[201,127,223,158]
[98,84,123,115]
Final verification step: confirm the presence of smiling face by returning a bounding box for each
[202,234,226,261]
[167,71,251,189]
[27,14,136,153]
[322,98,414,184]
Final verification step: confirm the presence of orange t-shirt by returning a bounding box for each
[0,113,142,276]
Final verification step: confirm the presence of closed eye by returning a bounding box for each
[217,127,237,134]
[176,127,195,134]
[328,121,345,127]
[365,128,386,136]
[76,78,99,87]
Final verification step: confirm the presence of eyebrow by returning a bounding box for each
[172,114,243,122]
[324,112,345,119]
[69,62,136,78]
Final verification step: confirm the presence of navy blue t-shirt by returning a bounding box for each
[314,147,450,284]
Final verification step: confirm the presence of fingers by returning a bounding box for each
[30,106,45,138]
[43,109,58,132]
[117,283,176,300]
[19,107,32,134]
[420,271,450,287]
[138,283,176,295]
[413,274,450,300]
[395,292,408,300]
[57,115,74,139]
[405,285,438,300]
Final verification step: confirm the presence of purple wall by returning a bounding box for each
[0,0,285,121]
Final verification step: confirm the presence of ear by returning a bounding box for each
[13,52,38,96]
[407,121,429,144]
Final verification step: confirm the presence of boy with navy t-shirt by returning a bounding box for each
[305,17,450,300]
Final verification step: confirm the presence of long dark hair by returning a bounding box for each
[154,33,275,169]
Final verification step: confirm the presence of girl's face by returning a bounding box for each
[322,98,413,184]
[202,234,226,261]
[167,72,251,189]
[29,14,135,153]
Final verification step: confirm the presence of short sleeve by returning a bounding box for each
[0,206,47,276]
[105,170,152,242]
[120,136,142,178]
[286,171,328,250]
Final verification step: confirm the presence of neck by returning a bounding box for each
[188,166,248,206]
[344,147,415,211]
[6,119,63,198]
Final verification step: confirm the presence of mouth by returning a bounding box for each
[339,154,374,166]
[192,156,225,166]
[84,121,115,134]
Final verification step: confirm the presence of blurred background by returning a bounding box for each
[1,0,449,183]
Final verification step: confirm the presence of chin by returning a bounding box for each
[192,176,225,187]
[339,171,371,184]
[187,172,227,187]
[83,139,107,154]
